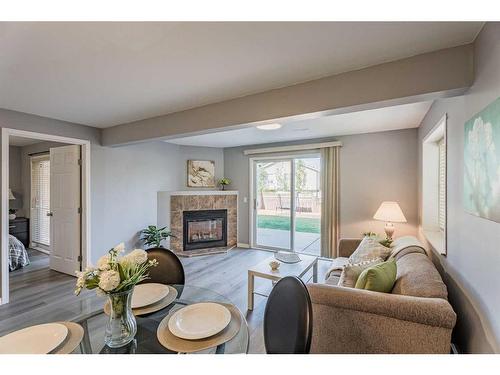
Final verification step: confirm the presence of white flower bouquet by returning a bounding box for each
[75,243,158,296]
[75,243,159,348]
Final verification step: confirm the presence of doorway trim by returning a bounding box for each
[1,128,91,305]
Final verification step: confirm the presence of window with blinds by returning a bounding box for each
[438,137,446,232]
[31,155,51,247]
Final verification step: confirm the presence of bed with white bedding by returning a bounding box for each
[8,234,30,271]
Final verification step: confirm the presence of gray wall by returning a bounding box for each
[8,146,22,212]
[91,142,224,257]
[224,128,418,245]
[417,23,500,353]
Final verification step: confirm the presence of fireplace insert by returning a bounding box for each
[183,209,227,250]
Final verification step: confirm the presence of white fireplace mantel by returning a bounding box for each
[167,190,238,196]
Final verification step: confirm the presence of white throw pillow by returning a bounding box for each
[348,236,392,264]
[338,257,383,288]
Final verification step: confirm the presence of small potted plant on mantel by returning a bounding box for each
[218,177,231,191]
[141,225,173,248]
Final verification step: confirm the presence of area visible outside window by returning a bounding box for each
[254,155,321,255]
[31,155,51,249]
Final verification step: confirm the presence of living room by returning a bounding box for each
[0,2,499,372]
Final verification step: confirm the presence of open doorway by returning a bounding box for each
[1,129,91,305]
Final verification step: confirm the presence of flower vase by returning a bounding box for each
[104,288,137,348]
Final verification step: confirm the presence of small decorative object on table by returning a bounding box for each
[269,260,280,271]
[74,243,158,348]
[141,225,172,248]
[275,251,301,264]
[218,177,231,191]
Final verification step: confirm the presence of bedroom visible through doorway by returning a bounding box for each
[5,134,84,305]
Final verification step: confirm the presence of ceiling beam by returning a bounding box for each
[102,43,474,146]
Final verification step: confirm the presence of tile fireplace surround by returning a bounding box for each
[157,191,238,256]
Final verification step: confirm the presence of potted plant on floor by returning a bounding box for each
[141,225,173,248]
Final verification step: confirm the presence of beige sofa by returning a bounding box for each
[307,237,457,354]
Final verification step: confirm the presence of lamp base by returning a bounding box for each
[384,222,395,240]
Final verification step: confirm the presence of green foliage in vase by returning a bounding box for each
[141,225,172,248]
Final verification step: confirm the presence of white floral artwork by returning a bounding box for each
[187,160,215,187]
[464,98,500,222]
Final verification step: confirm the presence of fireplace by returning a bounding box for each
[183,209,227,251]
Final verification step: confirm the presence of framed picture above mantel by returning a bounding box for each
[187,160,216,188]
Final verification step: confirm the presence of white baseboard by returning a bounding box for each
[237,242,250,248]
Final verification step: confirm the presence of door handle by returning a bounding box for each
[47,212,53,217]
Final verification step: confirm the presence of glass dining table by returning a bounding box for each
[0,285,249,354]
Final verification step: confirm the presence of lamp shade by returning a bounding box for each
[373,201,406,223]
[9,188,15,200]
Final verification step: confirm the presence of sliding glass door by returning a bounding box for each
[252,155,321,255]
[293,157,321,255]
[254,160,292,250]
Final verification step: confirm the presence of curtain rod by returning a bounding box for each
[243,141,342,156]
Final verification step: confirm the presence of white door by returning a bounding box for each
[49,145,81,275]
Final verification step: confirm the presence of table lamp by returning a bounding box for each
[9,188,16,220]
[373,201,407,240]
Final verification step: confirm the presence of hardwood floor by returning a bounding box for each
[1,247,331,354]
[6,249,77,315]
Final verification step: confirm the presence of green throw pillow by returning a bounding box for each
[354,258,397,293]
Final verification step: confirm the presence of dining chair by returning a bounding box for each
[263,276,313,354]
[142,247,185,285]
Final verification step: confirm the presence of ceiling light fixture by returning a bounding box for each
[256,123,282,130]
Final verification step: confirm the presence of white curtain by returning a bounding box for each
[320,146,340,258]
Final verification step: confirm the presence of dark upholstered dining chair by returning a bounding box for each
[263,276,313,354]
[142,247,185,285]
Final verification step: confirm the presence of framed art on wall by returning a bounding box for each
[187,160,215,188]
[464,97,500,223]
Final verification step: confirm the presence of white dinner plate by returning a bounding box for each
[0,323,69,354]
[132,283,170,309]
[168,302,231,340]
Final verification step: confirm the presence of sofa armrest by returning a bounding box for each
[338,238,362,257]
[307,283,456,353]
[307,283,456,328]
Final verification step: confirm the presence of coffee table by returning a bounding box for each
[247,253,318,310]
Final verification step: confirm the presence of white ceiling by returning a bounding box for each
[0,22,482,128]
[167,101,433,148]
